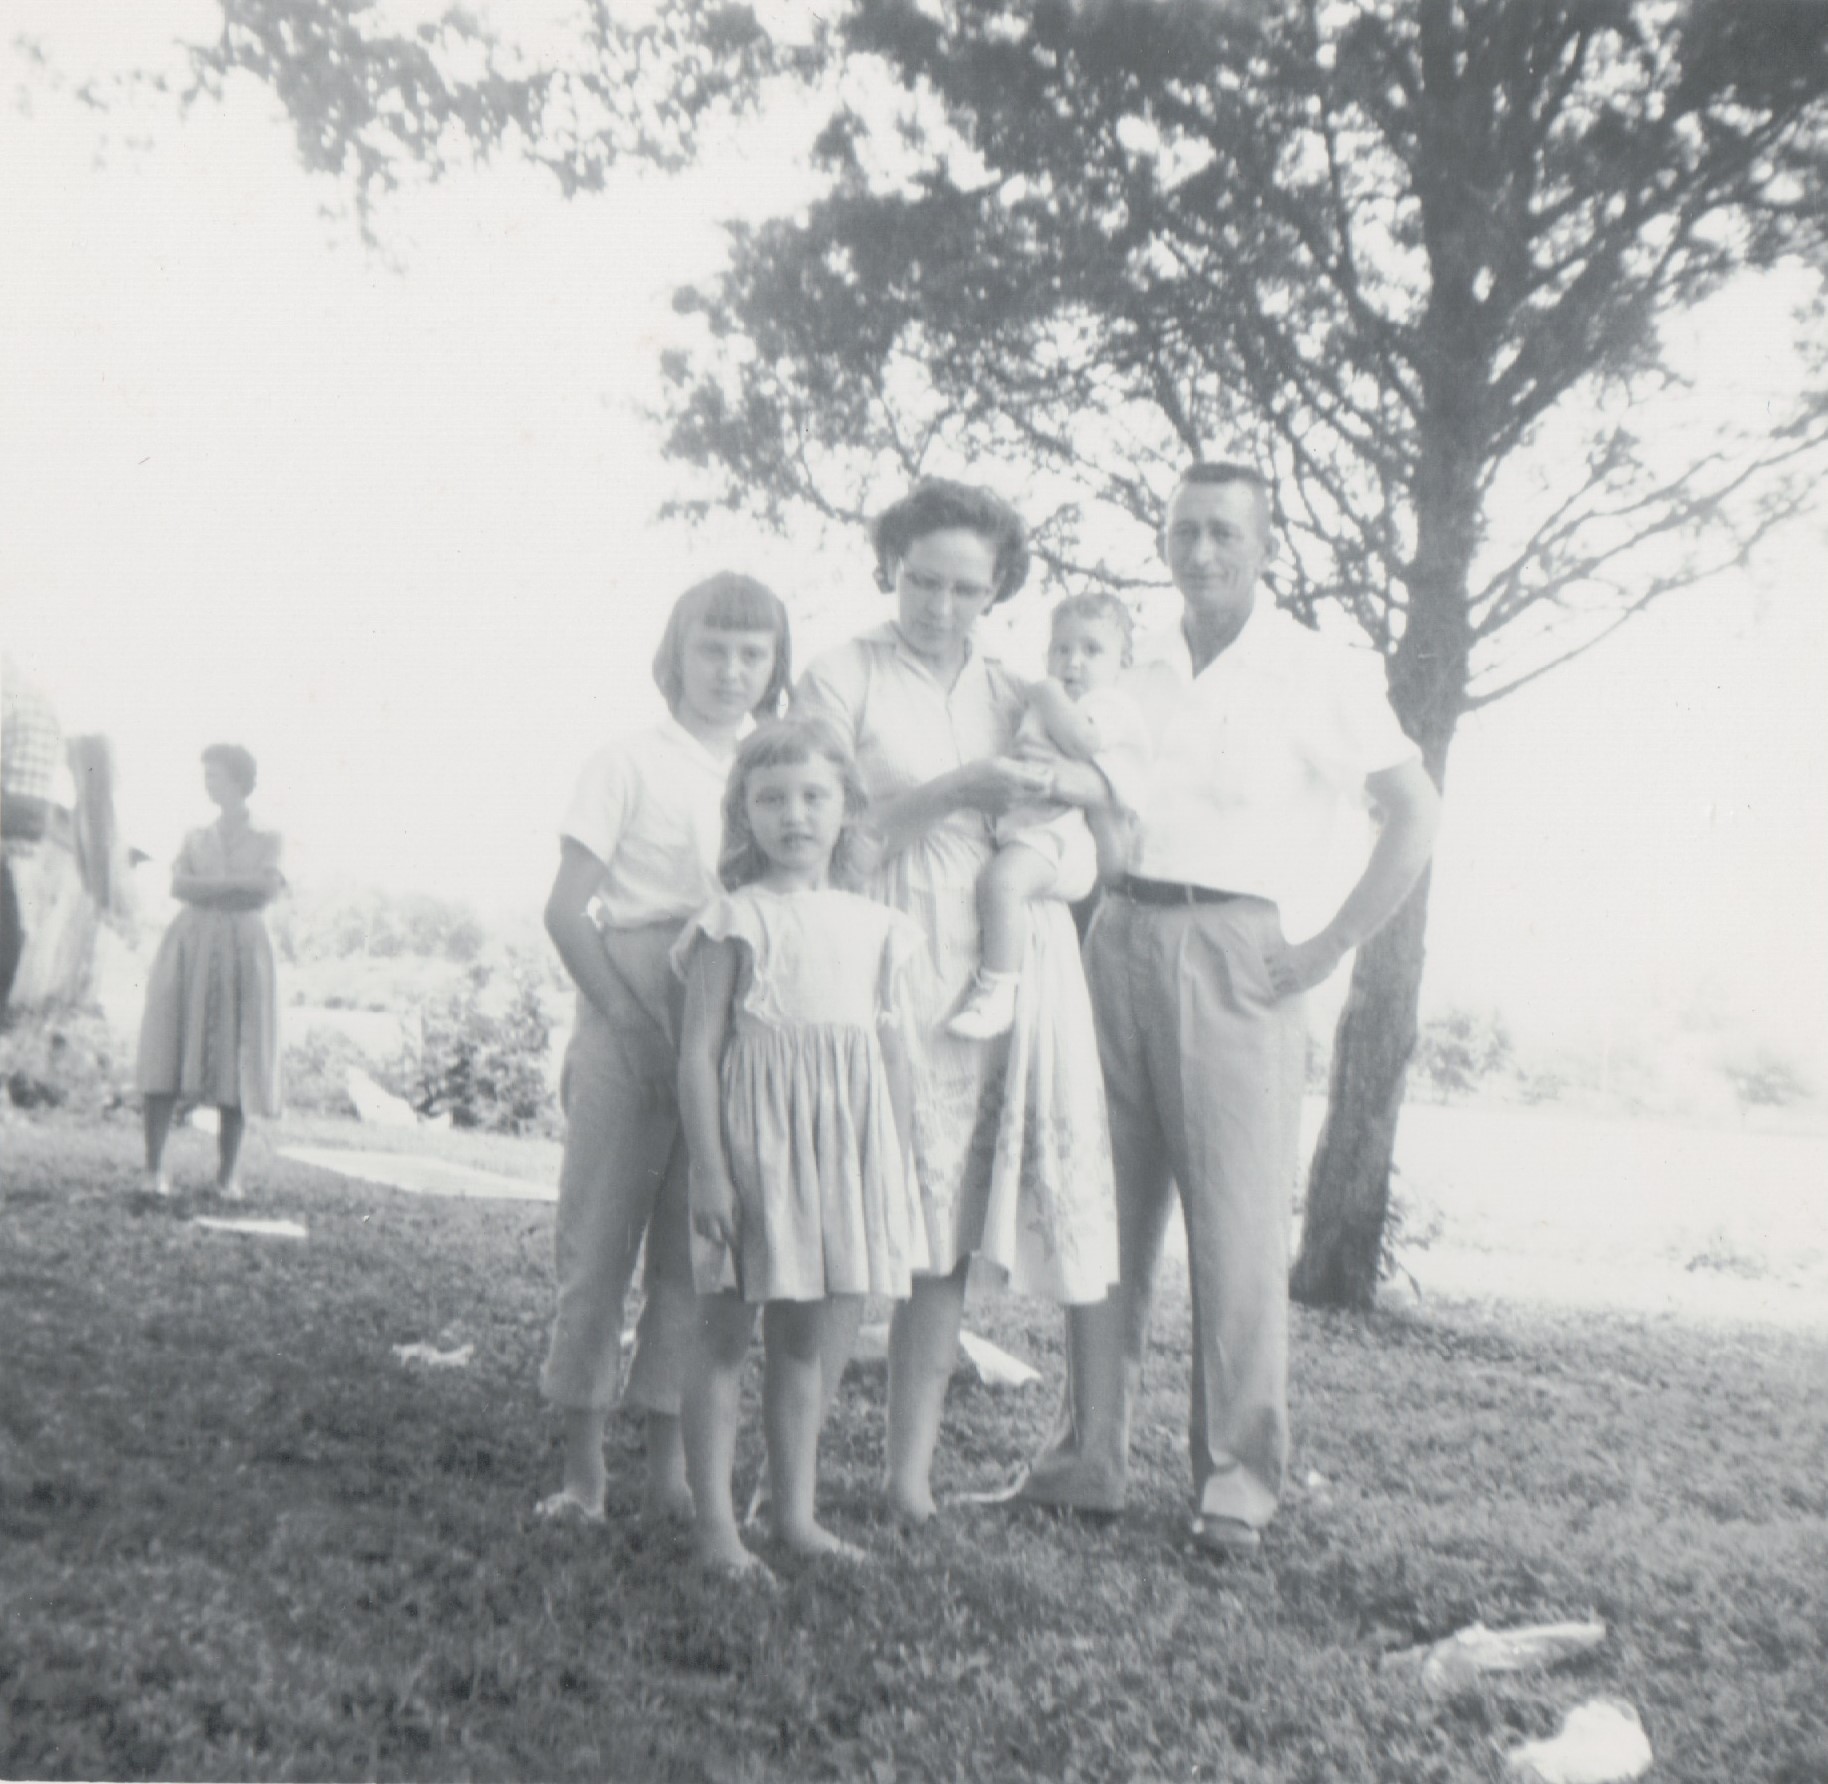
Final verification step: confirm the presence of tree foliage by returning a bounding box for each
[661,0,1828,722]
[1411,1006,1514,1102]
[74,0,1828,1306]
[1720,1044,1813,1115]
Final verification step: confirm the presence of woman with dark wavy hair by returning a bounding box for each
[795,478,1120,1525]
[136,743,284,1199]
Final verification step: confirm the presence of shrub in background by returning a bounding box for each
[402,964,558,1136]
[1719,1046,1813,1121]
[1412,1007,1514,1103]
[270,886,487,965]
[0,1006,134,1118]
[283,1027,378,1119]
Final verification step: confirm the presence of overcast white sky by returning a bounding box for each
[4,3,1826,1071]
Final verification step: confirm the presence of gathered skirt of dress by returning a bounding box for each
[715,1012,924,1303]
[136,907,282,1117]
[875,825,1117,1305]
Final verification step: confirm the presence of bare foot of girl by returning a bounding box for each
[885,1482,937,1528]
[777,1519,866,1562]
[644,1481,696,1524]
[695,1527,772,1578]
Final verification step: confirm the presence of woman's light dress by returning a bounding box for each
[135,822,283,1117]
[674,885,929,1302]
[795,625,1118,1304]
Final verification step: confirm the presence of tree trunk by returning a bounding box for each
[1288,868,1435,1310]
[1287,578,1465,1310]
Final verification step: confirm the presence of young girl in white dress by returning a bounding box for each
[675,718,927,1572]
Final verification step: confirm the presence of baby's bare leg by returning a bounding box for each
[977,842,1059,975]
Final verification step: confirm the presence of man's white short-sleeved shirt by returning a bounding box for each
[559,715,730,928]
[1123,601,1418,912]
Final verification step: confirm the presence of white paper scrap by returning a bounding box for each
[392,1341,475,1368]
[194,1216,309,1240]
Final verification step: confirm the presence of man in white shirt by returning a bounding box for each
[1018,462,1441,1556]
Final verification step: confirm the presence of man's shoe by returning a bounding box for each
[1187,1514,1261,1559]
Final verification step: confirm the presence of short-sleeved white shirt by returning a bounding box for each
[558,715,732,928]
[1123,601,1418,911]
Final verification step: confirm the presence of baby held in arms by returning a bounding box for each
[949,593,1145,1040]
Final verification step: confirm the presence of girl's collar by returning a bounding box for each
[664,709,749,765]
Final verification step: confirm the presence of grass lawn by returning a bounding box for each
[3,1115,1825,1783]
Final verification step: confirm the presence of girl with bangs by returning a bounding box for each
[674,719,925,1572]
[536,573,791,1524]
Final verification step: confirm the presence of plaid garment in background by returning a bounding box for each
[2,651,66,804]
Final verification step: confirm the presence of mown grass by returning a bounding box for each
[3,1116,1825,1783]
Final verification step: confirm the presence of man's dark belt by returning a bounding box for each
[1117,874,1245,907]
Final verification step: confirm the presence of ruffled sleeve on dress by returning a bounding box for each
[670,891,788,1026]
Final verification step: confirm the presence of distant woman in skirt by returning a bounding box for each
[136,743,284,1199]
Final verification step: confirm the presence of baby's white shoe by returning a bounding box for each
[947,971,1019,1040]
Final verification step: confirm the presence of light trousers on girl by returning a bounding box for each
[540,922,696,1415]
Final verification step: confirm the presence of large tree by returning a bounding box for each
[81,0,1828,1304]
[653,0,1828,1307]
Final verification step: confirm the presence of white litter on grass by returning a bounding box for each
[847,1321,1039,1387]
[958,1330,1042,1388]
[280,1147,554,1204]
[393,1342,475,1368]
[194,1216,309,1240]
[1505,1699,1653,1784]
[1384,1619,1608,1695]
[345,1067,422,1129]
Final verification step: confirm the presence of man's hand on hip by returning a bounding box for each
[1264,930,1350,1000]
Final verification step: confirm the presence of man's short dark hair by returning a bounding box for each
[1169,461,1274,541]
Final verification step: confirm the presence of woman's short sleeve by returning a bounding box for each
[792,643,869,740]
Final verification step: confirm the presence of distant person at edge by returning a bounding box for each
[794,480,1124,1526]
[136,744,285,1199]
[536,573,792,1523]
[1009,461,1441,1558]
